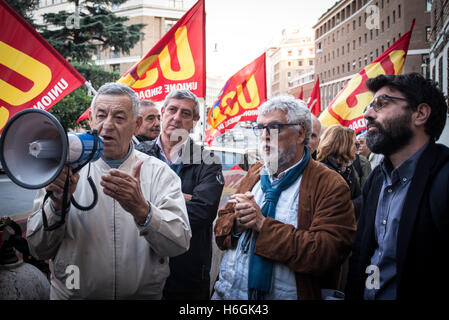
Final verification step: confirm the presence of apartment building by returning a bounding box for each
[35,0,189,74]
[314,0,432,109]
[268,28,315,97]
[429,0,449,146]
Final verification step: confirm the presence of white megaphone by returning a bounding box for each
[0,109,103,230]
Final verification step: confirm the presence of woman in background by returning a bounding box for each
[317,125,361,202]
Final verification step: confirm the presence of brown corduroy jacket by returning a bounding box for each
[214,159,356,300]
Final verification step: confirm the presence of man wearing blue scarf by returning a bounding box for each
[212,96,356,300]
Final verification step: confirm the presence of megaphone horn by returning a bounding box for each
[0,109,103,231]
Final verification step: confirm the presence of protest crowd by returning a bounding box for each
[1,0,449,303]
[22,72,449,301]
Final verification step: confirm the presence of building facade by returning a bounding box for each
[268,28,315,97]
[314,0,432,110]
[429,0,449,146]
[35,0,189,75]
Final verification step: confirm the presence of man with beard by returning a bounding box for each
[212,95,356,300]
[346,73,449,300]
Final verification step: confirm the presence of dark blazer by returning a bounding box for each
[346,141,449,300]
[136,139,224,297]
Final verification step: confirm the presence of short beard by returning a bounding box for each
[260,142,296,175]
[366,111,413,157]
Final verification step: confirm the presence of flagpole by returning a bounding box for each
[83,81,97,96]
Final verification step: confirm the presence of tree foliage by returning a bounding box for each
[39,0,145,63]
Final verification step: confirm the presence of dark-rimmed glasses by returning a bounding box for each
[252,123,299,136]
[364,94,410,113]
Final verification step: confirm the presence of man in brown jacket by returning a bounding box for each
[212,95,356,300]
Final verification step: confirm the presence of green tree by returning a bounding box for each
[49,63,121,130]
[39,0,145,63]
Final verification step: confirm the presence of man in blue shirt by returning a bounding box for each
[346,73,449,300]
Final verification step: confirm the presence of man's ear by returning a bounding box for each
[414,103,431,128]
[134,115,143,135]
[88,110,93,128]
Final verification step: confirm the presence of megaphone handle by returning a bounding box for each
[71,176,98,211]
[42,173,71,231]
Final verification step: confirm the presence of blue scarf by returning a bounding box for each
[243,147,310,299]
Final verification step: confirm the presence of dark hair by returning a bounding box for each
[366,73,448,140]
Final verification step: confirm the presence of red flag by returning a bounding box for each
[297,86,304,100]
[307,77,321,116]
[205,53,267,146]
[77,0,205,123]
[0,0,86,133]
[319,20,415,134]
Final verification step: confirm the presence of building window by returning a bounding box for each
[398,4,401,18]
[381,45,385,52]
[298,49,303,55]
[288,50,292,56]
[353,40,356,50]
[298,60,303,66]
[359,57,362,68]
[364,55,368,66]
[426,0,432,12]
[364,33,367,43]
[111,64,120,73]
[342,46,345,55]
[393,10,396,23]
[438,57,443,89]
[382,21,384,33]
[353,60,356,70]
[342,64,345,73]
[426,26,431,42]
[165,20,176,32]
[359,36,362,48]
[387,16,390,29]
[353,20,356,30]
[288,61,292,67]
[348,43,350,53]
[359,16,361,27]
[348,62,350,72]
[288,71,291,78]
[376,48,379,57]
[370,29,373,40]
[309,60,314,66]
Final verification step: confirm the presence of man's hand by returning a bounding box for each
[230,192,265,233]
[45,165,80,211]
[100,160,149,224]
[183,193,192,202]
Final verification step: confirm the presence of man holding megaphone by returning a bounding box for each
[25,83,191,299]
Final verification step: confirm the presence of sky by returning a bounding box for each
[185,0,338,78]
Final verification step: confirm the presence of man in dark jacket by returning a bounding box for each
[346,73,449,300]
[136,89,224,300]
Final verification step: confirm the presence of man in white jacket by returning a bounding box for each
[26,83,191,299]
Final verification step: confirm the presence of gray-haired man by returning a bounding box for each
[26,83,191,299]
[136,89,224,300]
[213,95,355,300]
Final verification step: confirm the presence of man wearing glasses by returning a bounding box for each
[136,89,224,300]
[213,95,356,300]
[346,73,449,300]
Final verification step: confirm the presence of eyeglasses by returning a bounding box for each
[364,94,410,113]
[252,123,300,136]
